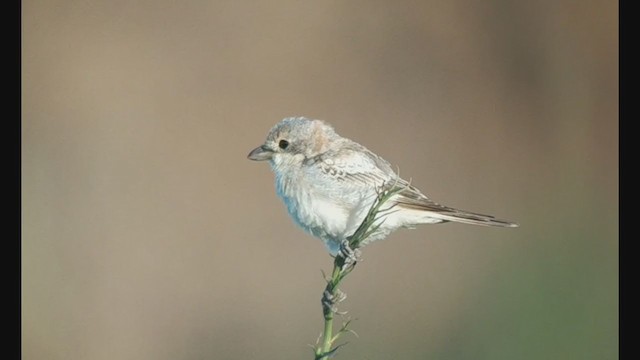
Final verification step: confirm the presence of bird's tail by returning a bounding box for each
[392,185,519,228]
[426,210,519,228]
[396,200,519,228]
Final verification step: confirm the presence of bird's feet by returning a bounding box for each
[322,288,347,315]
[337,240,361,271]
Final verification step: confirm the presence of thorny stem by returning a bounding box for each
[314,183,407,360]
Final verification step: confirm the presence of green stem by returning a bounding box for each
[316,258,343,360]
[320,308,334,358]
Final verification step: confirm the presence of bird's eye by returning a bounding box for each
[278,139,289,150]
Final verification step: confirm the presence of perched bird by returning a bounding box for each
[248,116,518,255]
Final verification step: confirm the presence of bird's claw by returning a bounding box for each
[322,289,347,314]
[338,240,361,270]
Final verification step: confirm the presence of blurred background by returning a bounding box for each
[22,1,617,359]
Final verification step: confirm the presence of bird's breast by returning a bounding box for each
[275,172,351,240]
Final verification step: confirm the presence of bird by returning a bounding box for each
[248,116,518,256]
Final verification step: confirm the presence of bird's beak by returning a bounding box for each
[247,145,273,161]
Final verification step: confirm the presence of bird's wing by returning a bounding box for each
[309,144,398,190]
[309,143,517,227]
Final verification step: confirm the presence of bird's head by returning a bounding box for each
[247,117,338,166]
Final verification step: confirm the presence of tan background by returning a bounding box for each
[22,1,618,359]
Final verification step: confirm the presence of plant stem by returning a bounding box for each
[320,305,334,357]
[316,257,344,360]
